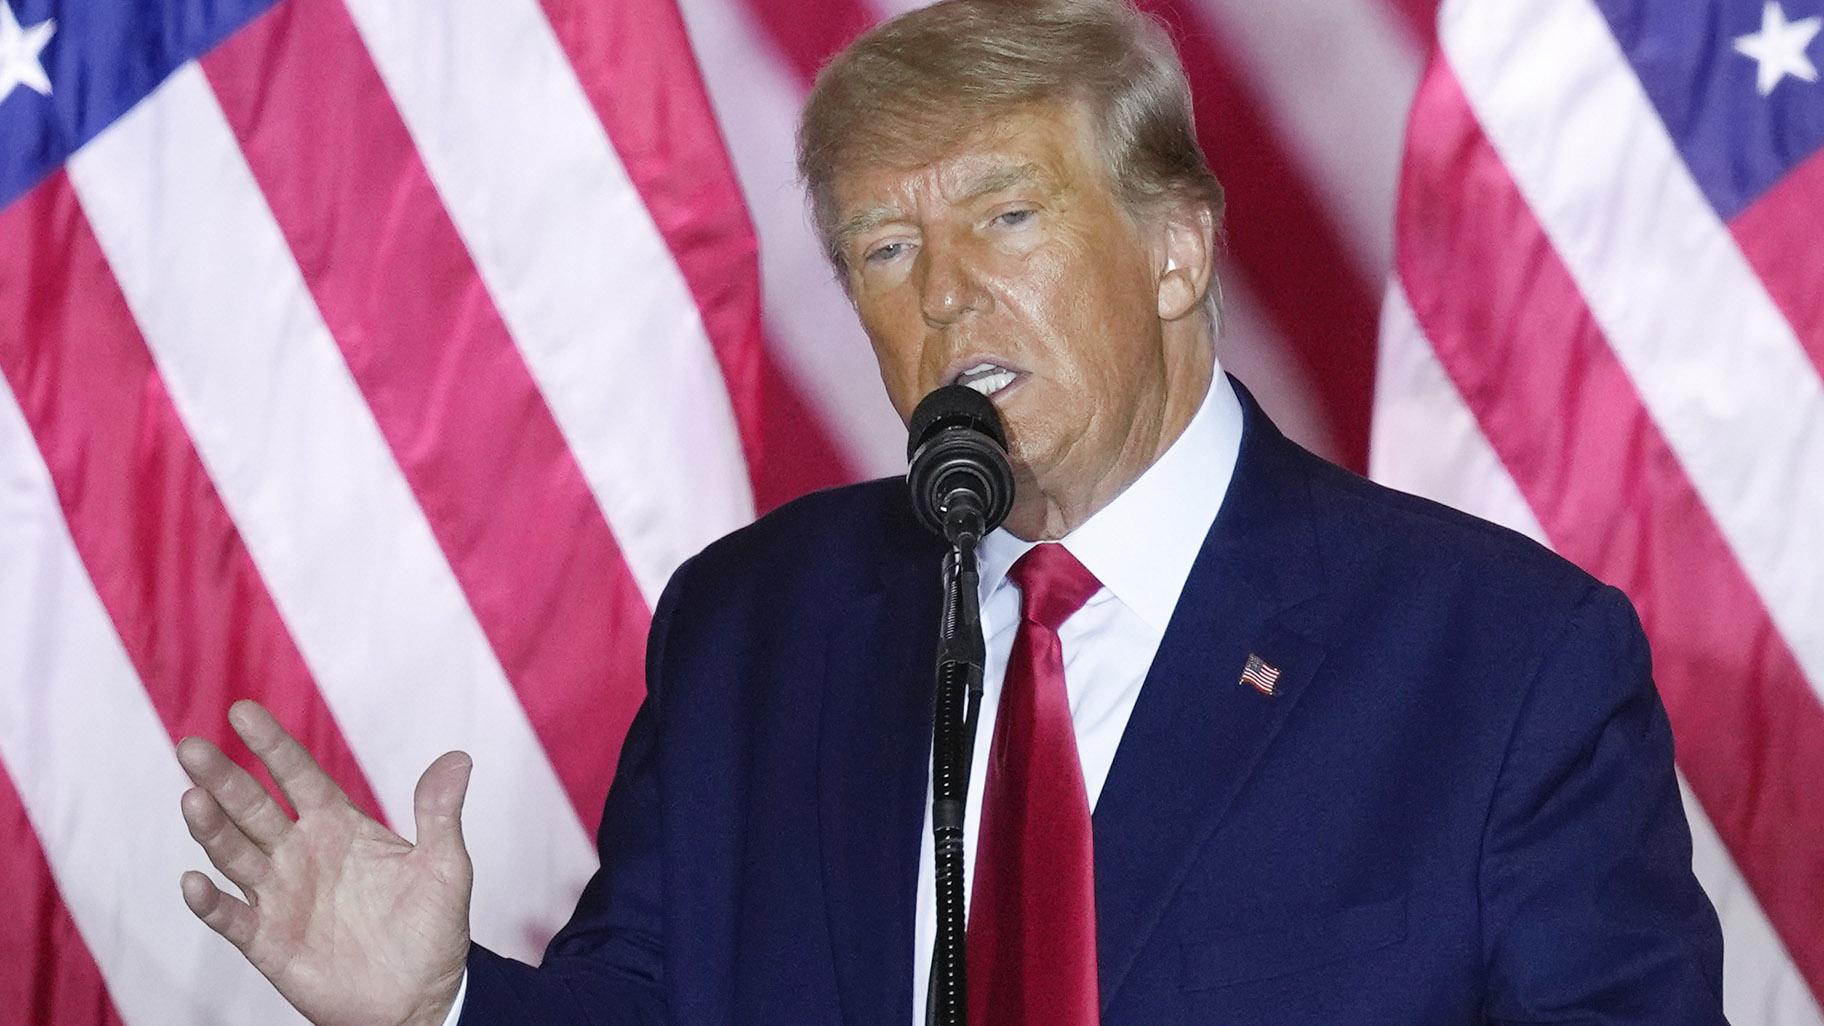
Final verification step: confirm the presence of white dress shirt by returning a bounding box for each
[910,370,1242,1026]
[445,373,1243,1026]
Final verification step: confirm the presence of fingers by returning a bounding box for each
[175,736,293,851]
[181,870,259,952]
[180,786,273,893]
[227,700,343,814]
[412,751,473,863]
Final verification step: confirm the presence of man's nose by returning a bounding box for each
[916,242,990,328]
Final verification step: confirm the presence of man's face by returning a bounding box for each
[832,103,1207,538]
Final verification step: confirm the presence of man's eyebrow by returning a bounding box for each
[833,206,905,251]
[955,163,1045,201]
[833,164,1049,251]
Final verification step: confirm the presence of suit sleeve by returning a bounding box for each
[1480,583,1727,1024]
[454,558,696,1026]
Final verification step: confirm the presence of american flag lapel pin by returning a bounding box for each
[1240,653,1282,696]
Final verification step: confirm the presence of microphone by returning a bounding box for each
[909,385,1008,1026]
[906,385,1015,547]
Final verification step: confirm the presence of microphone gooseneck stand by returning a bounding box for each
[927,523,987,1026]
[905,384,1014,1026]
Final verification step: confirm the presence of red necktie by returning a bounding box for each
[967,543,1102,1026]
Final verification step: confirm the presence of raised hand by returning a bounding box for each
[177,700,473,1026]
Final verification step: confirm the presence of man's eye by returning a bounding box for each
[865,242,909,264]
[994,209,1036,228]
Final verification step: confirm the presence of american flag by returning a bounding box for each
[1379,0,1824,1017]
[1240,654,1282,696]
[0,0,1816,1022]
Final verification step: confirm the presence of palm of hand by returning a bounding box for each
[254,810,468,1026]
[178,701,474,1026]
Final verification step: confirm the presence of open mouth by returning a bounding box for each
[951,361,1022,398]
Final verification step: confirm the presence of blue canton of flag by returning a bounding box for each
[0,0,277,209]
[1593,0,1824,217]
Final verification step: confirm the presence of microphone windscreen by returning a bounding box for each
[906,384,1008,462]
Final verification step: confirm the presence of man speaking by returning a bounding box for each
[172,0,1728,1022]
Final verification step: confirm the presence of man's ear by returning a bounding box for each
[1155,202,1216,322]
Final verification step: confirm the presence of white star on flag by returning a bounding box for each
[0,0,55,103]
[1734,0,1822,96]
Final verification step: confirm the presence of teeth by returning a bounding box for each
[952,360,1019,396]
[963,370,1017,396]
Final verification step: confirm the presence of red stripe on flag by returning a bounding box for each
[202,0,653,832]
[1730,148,1824,375]
[1138,0,1380,471]
[751,347,856,512]
[538,0,853,507]
[0,173,385,821]
[0,762,125,1026]
[1396,62,1824,1000]
[727,0,871,83]
[1378,0,1440,53]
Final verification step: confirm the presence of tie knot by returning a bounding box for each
[1008,543,1102,632]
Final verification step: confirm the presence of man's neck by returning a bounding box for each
[1006,358,1215,541]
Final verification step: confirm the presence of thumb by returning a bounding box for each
[413,751,473,861]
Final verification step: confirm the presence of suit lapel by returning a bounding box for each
[1092,384,1331,1013]
[819,556,942,1026]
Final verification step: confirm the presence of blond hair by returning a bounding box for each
[797,0,1225,274]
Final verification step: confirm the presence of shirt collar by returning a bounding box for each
[976,369,1244,633]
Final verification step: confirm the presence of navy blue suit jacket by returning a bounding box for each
[459,380,1726,1024]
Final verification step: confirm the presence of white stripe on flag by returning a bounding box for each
[1683,778,1824,1025]
[1438,0,1824,705]
[862,0,927,20]
[66,63,596,961]
[0,381,306,1025]
[339,0,754,604]
[1373,281,1824,1026]
[1370,281,1546,540]
[675,0,910,479]
[1182,0,1421,277]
